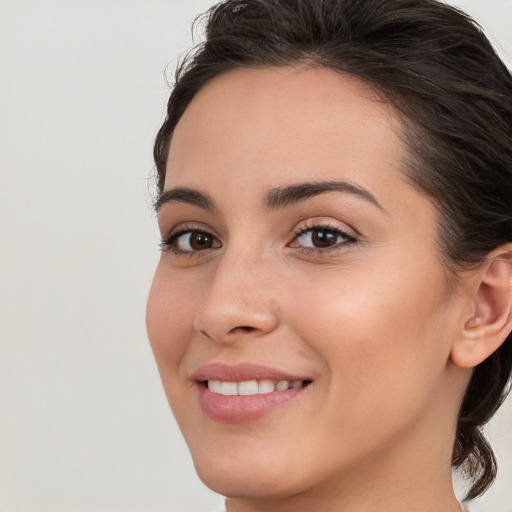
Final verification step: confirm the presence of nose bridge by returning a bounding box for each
[194,240,279,341]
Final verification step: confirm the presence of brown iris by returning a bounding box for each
[310,229,338,248]
[188,231,215,250]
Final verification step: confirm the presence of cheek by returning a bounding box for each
[285,260,452,416]
[146,263,199,378]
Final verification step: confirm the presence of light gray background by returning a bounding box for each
[0,1,511,511]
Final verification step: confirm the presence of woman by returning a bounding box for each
[146,1,512,510]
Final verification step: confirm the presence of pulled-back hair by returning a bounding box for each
[154,0,512,500]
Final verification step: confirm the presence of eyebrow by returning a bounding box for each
[154,186,216,213]
[155,180,385,214]
[264,180,385,212]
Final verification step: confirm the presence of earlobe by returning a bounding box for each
[451,246,512,369]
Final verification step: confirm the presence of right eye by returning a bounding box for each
[162,229,222,255]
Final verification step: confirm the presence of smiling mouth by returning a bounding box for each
[204,379,312,396]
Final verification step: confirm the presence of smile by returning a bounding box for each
[193,364,313,422]
[207,379,306,396]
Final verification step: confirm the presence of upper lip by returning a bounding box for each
[192,362,311,383]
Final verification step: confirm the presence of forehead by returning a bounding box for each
[165,66,408,203]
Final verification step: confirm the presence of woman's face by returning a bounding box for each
[147,67,469,500]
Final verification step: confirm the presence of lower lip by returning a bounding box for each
[198,384,308,423]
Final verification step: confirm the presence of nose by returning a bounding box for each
[193,249,280,344]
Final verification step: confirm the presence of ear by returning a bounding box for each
[450,244,512,368]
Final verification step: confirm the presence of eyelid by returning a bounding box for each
[160,221,217,241]
[159,218,358,258]
[160,223,222,256]
[288,220,358,252]
[292,217,357,238]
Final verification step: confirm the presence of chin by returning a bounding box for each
[192,451,306,499]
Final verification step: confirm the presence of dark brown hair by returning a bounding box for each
[154,0,512,500]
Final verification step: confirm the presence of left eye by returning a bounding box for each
[165,230,221,253]
[292,226,355,250]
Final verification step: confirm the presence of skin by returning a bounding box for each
[146,67,477,512]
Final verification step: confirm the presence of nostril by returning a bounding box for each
[199,325,256,342]
[225,325,257,336]
[235,326,256,333]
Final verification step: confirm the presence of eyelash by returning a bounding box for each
[160,222,357,257]
[291,222,357,254]
[160,225,218,258]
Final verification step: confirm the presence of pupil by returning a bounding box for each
[190,232,212,250]
[312,229,337,248]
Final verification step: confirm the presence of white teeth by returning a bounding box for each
[207,379,304,396]
[220,381,238,396]
[208,380,222,394]
[258,379,276,394]
[276,380,289,391]
[238,380,259,395]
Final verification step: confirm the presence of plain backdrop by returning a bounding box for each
[1,1,511,511]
